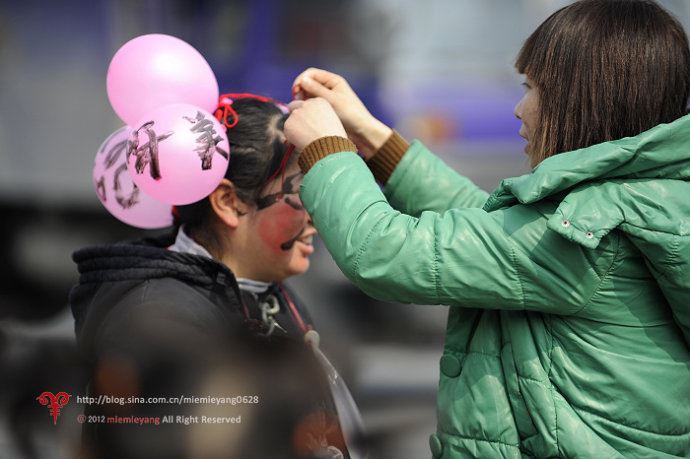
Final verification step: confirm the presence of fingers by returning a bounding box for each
[284,97,347,151]
[287,100,305,112]
[290,97,330,112]
[292,67,333,89]
[292,68,345,98]
[292,84,305,101]
[307,69,343,89]
[299,76,331,99]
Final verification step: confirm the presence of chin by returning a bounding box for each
[285,256,310,277]
[264,262,309,283]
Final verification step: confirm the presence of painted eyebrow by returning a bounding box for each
[255,173,303,210]
[281,173,302,193]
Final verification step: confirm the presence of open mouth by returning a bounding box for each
[297,234,313,246]
[280,228,315,251]
[295,236,315,256]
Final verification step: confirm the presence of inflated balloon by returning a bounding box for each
[107,34,219,126]
[126,103,230,205]
[93,127,173,229]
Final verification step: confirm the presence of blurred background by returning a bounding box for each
[2,0,690,457]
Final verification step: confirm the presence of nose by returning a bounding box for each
[514,98,523,120]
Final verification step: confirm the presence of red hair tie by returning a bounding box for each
[214,93,282,129]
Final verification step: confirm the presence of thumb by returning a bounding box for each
[300,76,331,99]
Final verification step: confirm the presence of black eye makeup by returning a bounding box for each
[255,173,304,210]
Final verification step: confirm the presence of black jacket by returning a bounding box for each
[70,234,348,459]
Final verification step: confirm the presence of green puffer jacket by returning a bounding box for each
[299,115,690,458]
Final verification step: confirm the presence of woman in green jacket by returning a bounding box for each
[284,0,690,457]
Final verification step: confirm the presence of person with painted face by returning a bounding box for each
[284,0,690,457]
[69,96,364,459]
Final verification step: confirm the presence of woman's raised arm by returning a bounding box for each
[292,68,489,214]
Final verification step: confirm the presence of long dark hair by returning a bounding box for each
[173,98,290,256]
[516,0,690,166]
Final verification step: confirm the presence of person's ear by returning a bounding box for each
[208,179,250,229]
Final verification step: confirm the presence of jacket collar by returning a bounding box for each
[484,114,690,211]
[483,113,690,248]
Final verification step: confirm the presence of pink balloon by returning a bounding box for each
[107,34,219,126]
[93,127,173,229]
[126,103,230,205]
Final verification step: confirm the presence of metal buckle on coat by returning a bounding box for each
[259,295,285,336]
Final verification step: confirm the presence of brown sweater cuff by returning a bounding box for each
[298,136,358,174]
[367,131,410,184]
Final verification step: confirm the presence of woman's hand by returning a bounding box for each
[292,68,392,159]
[284,98,347,152]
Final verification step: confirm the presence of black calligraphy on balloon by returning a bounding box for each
[113,163,140,209]
[126,121,173,180]
[95,175,107,202]
[104,139,128,170]
[183,111,229,170]
[96,135,128,204]
[97,129,147,209]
